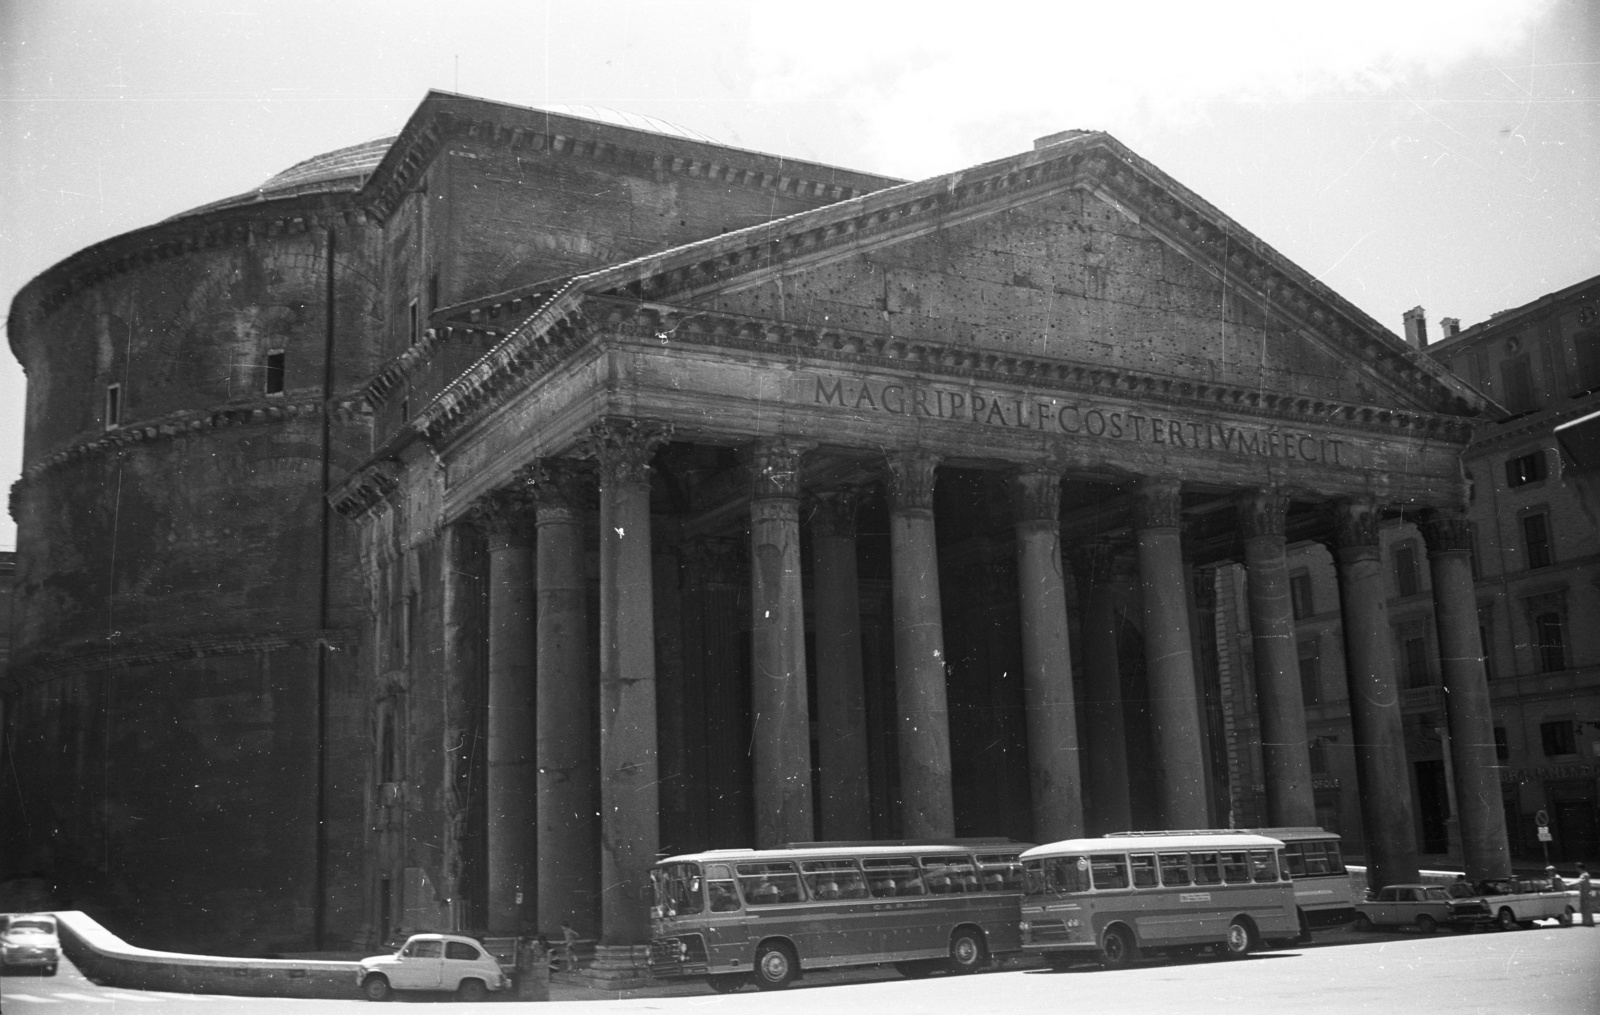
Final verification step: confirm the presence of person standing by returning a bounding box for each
[1578,871,1594,928]
[560,921,581,972]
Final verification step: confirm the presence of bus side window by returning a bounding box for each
[1158,853,1192,887]
[1130,854,1159,888]
[1221,851,1250,883]
[1284,844,1307,877]
[1302,842,1331,875]
[1090,855,1129,890]
[1049,857,1091,894]
[863,859,916,898]
[708,880,741,912]
[1249,849,1280,883]
[1191,852,1222,886]
[737,862,802,905]
[1325,843,1344,874]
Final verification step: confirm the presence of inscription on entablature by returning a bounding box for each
[806,373,1355,467]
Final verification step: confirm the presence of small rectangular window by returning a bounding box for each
[1309,738,1328,774]
[1493,726,1509,762]
[1402,634,1430,688]
[1289,571,1313,619]
[1298,649,1321,706]
[1505,452,1546,487]
[1534,612,1566,673]
[1540,719,1576,757]
[1522,514,1553,569]
[1394,544,1420,597]
[265,350,285,395]
[104,383,122,429]
[409,298,420,346]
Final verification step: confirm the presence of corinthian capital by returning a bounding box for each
[583,417,671,486]
[1132,479,1183,530]
[524,458,592,525]
[885,452,939,513]
[748,438,813,501]
[1011,469,1064,524]
[1419,508,1474,555]
[469,487,538,549]
[1235,488,1291,540]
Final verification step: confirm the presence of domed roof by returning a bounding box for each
[171,135,396,219]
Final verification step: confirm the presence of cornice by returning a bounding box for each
[330,458,404,522]
[11,394,371,488]
[1,627,357,689]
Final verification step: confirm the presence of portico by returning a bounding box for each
[331,128,1502,978]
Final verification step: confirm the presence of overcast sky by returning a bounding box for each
[2,0,1596,550]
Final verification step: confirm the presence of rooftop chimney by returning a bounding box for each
[1440,317,1460,339]
[1402,306,1429,348]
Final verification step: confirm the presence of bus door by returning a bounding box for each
[699,863,749,963]
[797,859,874,962]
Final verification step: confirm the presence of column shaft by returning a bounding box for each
[1423,511,1511,881]
[811,491,871,840]
[478,492,538,933]
[749,441,814,846]
[1133,480,1209,829]
[1333,499,1419,889]
[532,461,598,937]
[886,453,954,838]
[1239,490,1316,826]
[591,420,665,957]
[1013,470,1083,842]
[1076,545,1131,834]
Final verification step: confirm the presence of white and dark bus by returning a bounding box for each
[648,839,1029,991]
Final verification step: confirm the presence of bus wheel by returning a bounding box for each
[948,928,987,974]
[1414,914,1437,935]
[706,974,748,993]
[1223,919,1252,959]
[753,942,797,990]
[1099,925,1138,967]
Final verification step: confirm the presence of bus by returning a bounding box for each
[648,839,1030,991]
[1019,832,1299,967]
[1111,827,1357,937]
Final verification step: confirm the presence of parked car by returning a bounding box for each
[1474,878,1578,929]
[357,932,510,1001]
[0,913,60,975]
[1354,884,1494,933]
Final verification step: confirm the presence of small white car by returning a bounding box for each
[0,914,60,976]
[358,932,510,1001]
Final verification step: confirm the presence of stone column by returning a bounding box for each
[1013,469,1084,842]
[885,452,954,838]
[529,460,599,938]
[1421,509,1511,882]
[748,439,815,847]
[1237,489,1317,827]
[1332,498,1420,889]
[587,418,669,984]
[440,520,485,933]
[810,489,871,841]
[1073,542,1131,834]
[1132,479,1209,829]
[473,488,538,933]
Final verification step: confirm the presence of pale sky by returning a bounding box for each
[2,0,1596,550]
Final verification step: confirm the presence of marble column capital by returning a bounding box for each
[1235,488,1291,540]
[1419,508,1474,556]
[470,487,538,549]
[885,452,940,514]
[525,458,593,526]
[809,488,860,539]
[1011,469,1063,524]
[1131,478,1183,530]
[748,438,814,501]
[1330,497,1384,551]
[585,417,671,486]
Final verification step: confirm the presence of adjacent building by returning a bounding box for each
[4,93,1524,974]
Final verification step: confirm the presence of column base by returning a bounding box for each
[581,944,654,990]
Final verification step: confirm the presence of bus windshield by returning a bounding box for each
[650,862,705,916]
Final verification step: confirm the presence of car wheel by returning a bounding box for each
[1558,907,1574,927]
[753,942,797,991]
[1415,914,1437,935]
[706,973,748,993]
[45,965,58,977]
[1353,913,1373,932]
[362,974,391,1001]
[455,978,487,1002]
[1497,907,1518,931]
[1223,919,1252,958]
[1100,925,1138,967]
[948,928,987,974]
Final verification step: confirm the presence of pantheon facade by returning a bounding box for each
[4,93,1509,972]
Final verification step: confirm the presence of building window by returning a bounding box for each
[1575,328,1600,393]
[1298,645,1321,706]
[264,350,285,396]
[1394,543,1421,597]
[104,383,122,429]
[1521,512,1553,569]
[1534,612,1566,672]
[1501,355,1535,413]
[409,298,420,346]
[1401,632,1431,688]
[1494,727,1509,762]
[1540,719,1576,757]
[1309,738,1329,774]
[1505,451,1546,487]
[1289,571,1313,620]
